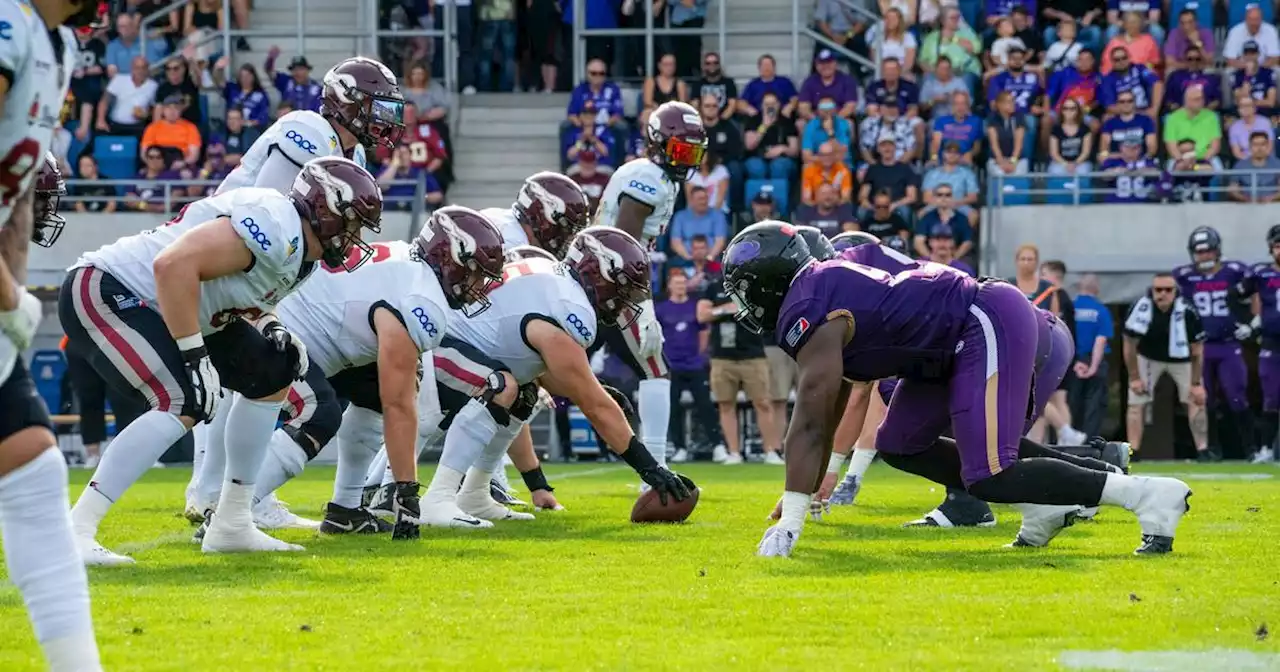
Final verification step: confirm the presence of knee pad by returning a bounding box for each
[477,371,515,426]
[206,320,297,398]
[284,392,342,460]
[509,382,541,422]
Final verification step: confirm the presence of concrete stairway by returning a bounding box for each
[712,0,815,85]
[233,0,371,82]
[447,93,568,211]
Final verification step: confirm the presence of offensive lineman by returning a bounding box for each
[64,157,383,564]
[0,0,104,668]
[593,100,707,476]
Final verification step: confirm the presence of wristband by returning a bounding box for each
[521,466,554,493]
[827,452,848,474]
[619,436,658,472]
[175,333,205,353]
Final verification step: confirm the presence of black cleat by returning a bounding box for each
[191,509,215,544]
[1135,534,1175,554]
[490,479,526,507]
[367,483,396,519]
[1195,448,1222,463]
[1090,438,1132,474]
[905,489,997,528]
[319,503,392,535]
[360,484,379,508]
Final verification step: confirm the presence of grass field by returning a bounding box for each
[1,462,1278,671]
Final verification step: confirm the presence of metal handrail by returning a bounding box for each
[139,0,194,63]
[804,0,880,73]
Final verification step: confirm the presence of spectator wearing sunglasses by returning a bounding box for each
[1099,91,1156,156]
[1164,45,1220,114]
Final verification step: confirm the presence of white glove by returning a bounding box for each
[1251,314,1262,332]
[262,319,309,378]
[177,334,222,421]
[1234,322,1254,342]
[635,299,664,359]
[0,289,44,351]
[535,385,555,413]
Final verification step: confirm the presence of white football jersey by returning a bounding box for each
[594,158,676,248]
[0,0,76,224]
[215,110,367,196]
[446,257,596,385]
[479,206,529,250]
[74,188,310,335]
[276,241,451,377]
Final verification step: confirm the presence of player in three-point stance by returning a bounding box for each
[721,222,1192,558]
[64,157,382,564]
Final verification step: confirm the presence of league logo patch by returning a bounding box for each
[785,317,810,347]
[728,240,761,264]
[286,236,299,261]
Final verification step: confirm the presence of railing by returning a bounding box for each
[802,0,879,73]
[139,0,193,69]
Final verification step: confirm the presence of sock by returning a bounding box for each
[966,458,1107,505]
[195,397,233,508]
[847,447,877,480]
[1099,472,1143,509]
[0,448,101,671]
[439,399,501,475]
[1018,438,1119,473]
[877,437,967,490]
[365,448,389,488]
[223,396,283,486]
[71,410,187,536]
[251,430,309,505]
[188,422,207,494]
[423,465,466,504]
[461,421,523,495]
[332,406,385,508]
[214,479,255,529]
[637,378,671,468]
[778,491,811,533]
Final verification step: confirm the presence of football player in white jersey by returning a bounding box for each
[191,207,505,540]
[184,55,405,520]
[61,157,382,564]
[388,227,694,527]
[0,2,105,670]
[593,100,706,476]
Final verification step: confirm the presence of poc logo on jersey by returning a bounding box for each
[240,217,271,251]
[785,317,810,347]
[628,180,657,195]
[411,307,439,338]
[285,130,317,154]
[566,313,593,341]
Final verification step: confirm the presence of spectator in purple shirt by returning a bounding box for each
[798,49,858,123]
[215,61,271,127]
[656,270,717,461]
[865,57,919,118]
[1165,46,1220,112]
[128,147,186,214]
[1100,48,1162,117]
[987,0,1038,29]
[264,48,323,112]
[739,54,800,120]
[1163,8,1213,70]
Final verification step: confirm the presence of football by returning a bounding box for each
[631,486,701,523]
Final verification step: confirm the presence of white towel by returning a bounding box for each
[1126,295,1190,359]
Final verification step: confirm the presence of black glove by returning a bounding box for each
[262,320,309,379]
[620,437,691,506]
[390,481,421,541]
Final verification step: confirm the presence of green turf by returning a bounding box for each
[1,463,1277,670]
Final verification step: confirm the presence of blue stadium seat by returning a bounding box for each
[1169,0,1214,28]
[744,178,790,216]
[29,350,66,415]
[64,120,88,169]
[1044,174,1091,205]
[988,175,1032,206]
[1228,0,1272,27]
[566,405,598,455]
[93,135,138,184]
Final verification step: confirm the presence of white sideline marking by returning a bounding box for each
[114,530,192,554]
[1059,649,1280,671]
[541,465,627,481]
[1143,472,1274,481]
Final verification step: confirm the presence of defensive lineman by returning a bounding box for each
[0,0,104,669]
[593,100,707,475]
[64,157,382,564]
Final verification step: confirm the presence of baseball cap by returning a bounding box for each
[877,130,897,145]
[1007,42,1027,54]
[929,223,954,238]
[1010,4,1028,14]
[581,99,597,112]
[943,140,962,152]
[162,93,185,106]
[816,49,836,63]
[753,186,776,204]
[289,55,312,70]
[1244,40,1260,53]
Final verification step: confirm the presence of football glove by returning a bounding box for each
[390,481,421,541]
[1234,321,1254,342]
[262,319,309,378]
[0,288,43,351]
[635,299,665,359]
[177,334,222,422]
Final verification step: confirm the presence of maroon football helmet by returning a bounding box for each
[415,206,506,317]
[290,156,383,272]
[32,153,66,248]
[321,57,406,150]
[646,101,707,182]
[564,226,652,328]
[513,171,590,258]
[504,244,557,264]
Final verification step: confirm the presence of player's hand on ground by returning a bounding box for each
[817,472,838,503]
[638,467,691,505]
[391,481,421,540]
[531,489,564,511]
[756,525,799,558]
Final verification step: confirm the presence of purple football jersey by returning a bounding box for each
[1248,262,1280,348]
[1173,260,1252,342]
[775,258,978,381]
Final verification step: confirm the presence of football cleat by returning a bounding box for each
[319,502,392,534]
[1130,477,1191,555]
[756,525,798,558]
[489,478,526,507]
[183,504,206,525]
[829,473,862,506]
[458,488,536,522]
[1097,439,1132,473]
[202,521,304,554]
[762,451,785,465]
[191,508,215,544]
[1008,504,1083,547]
[367,483,395,519]
[1251,446,1275,464]
[253,494,321,531]
[417,501,494,529]
[1135,534,1175,554]
[905,489,996,528]
[76,536,135,567]
[360,484,380,508]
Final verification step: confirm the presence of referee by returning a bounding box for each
[1123,272,1208,458]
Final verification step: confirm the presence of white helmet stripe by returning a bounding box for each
[436,210,479,265]
[576,232,623,282]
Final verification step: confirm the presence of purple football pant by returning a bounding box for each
[876,281,1040,486]
[1203,341,1248,412]
[1260,349,1280,412]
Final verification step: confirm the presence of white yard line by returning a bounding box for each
[1143,472,1274,481]
[541,465,628,481]
[1059,649,1280,671]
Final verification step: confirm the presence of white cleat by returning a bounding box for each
[1251,446,1275,464]
[722,452,744,465]
[417,500,495,529]
[1057,426,1088,446]
[762,451,785,465]
[201,521,304,554]
[756,525,798,557]
[1131,477,1192,554]
[252,494,321,531]
[1008,504,1084,547]
[711,444,728,463]
[76,536,135,566]
[457,489,536,522]
[670,448,690,463]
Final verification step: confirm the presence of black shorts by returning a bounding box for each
[588,318,669,381]
[0,359,53,443]
[431,335,511,430]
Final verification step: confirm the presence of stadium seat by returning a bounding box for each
[1228,0,1272,27]
[988,175,1032,207]
[1044,174,1091,205]
[1169,0,1213,28]
[93,135,139,185]
[29,350,66,415]
[745,178,790,216]
[64,120,88,169]
[566,405,598,456]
